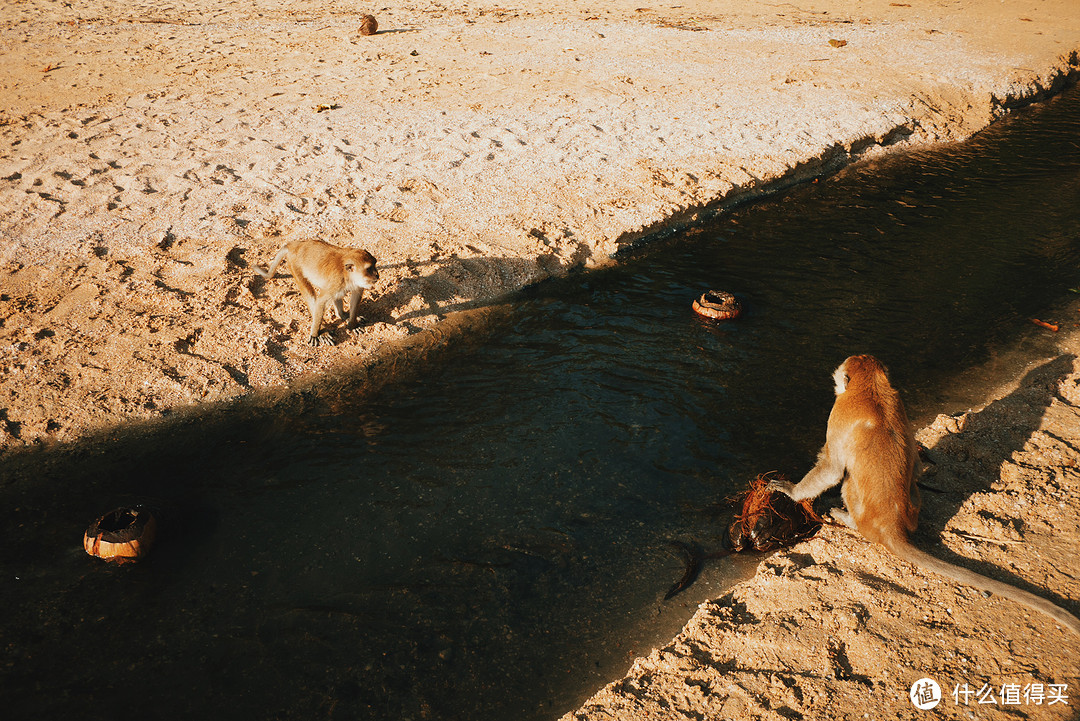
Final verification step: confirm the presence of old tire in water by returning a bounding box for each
[84,507,157,563]
[692,290,741,320]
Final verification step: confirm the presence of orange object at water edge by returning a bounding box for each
[664,472,824,599]
[692,290,742,320]
[83,507,157,563]
[727,473,823,553]
[1030,318,1059,332]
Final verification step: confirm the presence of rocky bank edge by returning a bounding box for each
[1,0,1080,451]
[564,312,1080,720]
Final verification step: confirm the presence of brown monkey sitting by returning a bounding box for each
[770,354,1080,636]
[256,239,379,346]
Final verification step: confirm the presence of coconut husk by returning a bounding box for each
[666,473,824,599]
[727,472,823,552]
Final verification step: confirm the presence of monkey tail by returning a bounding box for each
[255,245,289,279]
[885,536,1080,636]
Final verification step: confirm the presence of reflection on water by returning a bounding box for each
[2,88,1080,720]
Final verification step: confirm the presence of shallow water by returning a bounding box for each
[2,88,1080,720]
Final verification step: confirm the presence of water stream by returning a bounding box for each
[2,87,1079,720]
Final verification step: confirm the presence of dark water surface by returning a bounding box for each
[3,88,1080,720]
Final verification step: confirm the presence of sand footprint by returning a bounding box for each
[210,164,242,185]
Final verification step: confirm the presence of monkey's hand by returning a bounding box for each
[766,478,797,498]
[308,333,337,347]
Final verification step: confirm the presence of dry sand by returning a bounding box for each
[2,0,1079,448]
[2,0,1080,719]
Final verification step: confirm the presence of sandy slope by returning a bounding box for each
[1,0,1078,447]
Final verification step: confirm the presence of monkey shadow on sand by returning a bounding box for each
[367,245,593,325]
[907,353,1079,613]
[241,239,593,345]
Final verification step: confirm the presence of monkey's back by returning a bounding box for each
[285,240,348,295]
[833,363,919,544]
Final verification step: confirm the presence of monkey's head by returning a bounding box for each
[344,249,379,289]
[833,354,888,395]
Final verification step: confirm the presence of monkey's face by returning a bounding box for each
[344,250,379,289]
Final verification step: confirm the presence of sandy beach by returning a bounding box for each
[2,0,1079,448]
[2,0,1080,718]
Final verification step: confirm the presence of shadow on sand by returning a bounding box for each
[911,354,1079,614]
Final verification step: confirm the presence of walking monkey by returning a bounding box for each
[256,239,379,346]
[770,354,1080,636]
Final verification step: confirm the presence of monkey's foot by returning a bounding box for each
[308,333,337,347]
[829,507,856,529]
[347,320,367,336]
[766,478,796,497]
